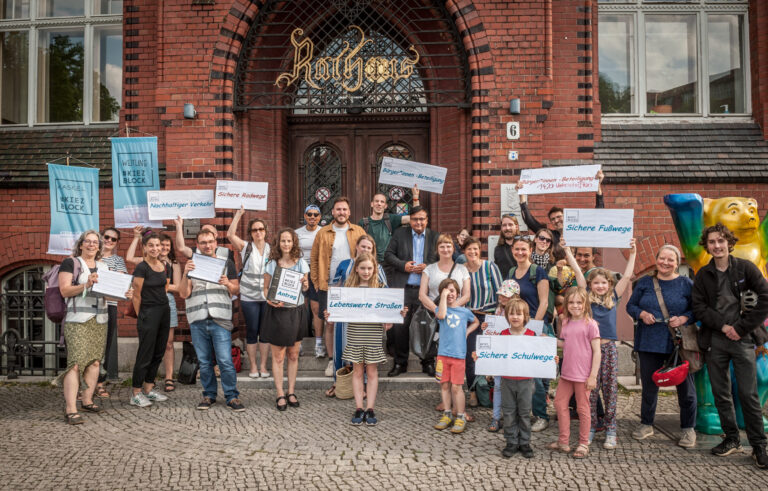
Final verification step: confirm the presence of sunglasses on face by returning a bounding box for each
[536,236,552,243]
[103,236,119,242]
[251,227,265,232]
[306,212,320,217]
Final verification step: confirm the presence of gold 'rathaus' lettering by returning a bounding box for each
[275,25,420,93]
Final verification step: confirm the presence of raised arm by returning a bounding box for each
[174,216,194,259]
[400,186,420,226]
[125,225,144,265]
[595,169,604,209]
[614,238,637,298]
[227,206,247,252]
[515,181,546,233]
[436,288,449,320]
[562,238,586,288]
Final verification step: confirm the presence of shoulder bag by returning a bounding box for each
[652,277,702,373]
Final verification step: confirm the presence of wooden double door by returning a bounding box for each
[288,115,429,224]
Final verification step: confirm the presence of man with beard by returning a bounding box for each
[494,213,523,278]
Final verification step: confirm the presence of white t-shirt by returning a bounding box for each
[329,223,351,281]
[295,225,320,264]
[424,262,470,300]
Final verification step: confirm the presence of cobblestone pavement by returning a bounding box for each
[0,383,766,490]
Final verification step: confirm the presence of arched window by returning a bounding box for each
[1,265,64,375]
[302,144,343,220]
[374,143,417,215]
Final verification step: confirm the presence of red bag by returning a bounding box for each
[231,346,242,373]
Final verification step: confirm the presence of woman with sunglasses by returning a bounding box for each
[532,229,556,270]
[228,206,271,378]
[95,227,128,398]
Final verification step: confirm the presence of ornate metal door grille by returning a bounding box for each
[235,0,471,113]
[302,144,343,220]
[374,143,415,214]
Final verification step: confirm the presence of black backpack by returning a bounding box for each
[361,213,392,235]
[177,341,199,385]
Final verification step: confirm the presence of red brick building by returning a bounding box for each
[1,0,767,370]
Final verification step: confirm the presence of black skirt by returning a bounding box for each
[261,304,307,347]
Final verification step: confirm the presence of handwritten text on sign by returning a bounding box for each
[563,208,634,248]
[147,190,215,220]
[378,157,447,194]
[474,335,557,378]
[518,164,600,195]
[215,180,268,210]
[327,287,405,324]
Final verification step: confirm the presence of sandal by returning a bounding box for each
[487,419,502,433]
[164,379,176,393]
[465,412,475,423]
[276,396,288,411]
[80,403,102,413]
[547,441,571,453]
[95,386,110,398]
[572,443,590,459]
[65,412,83,425]
[324,385,336,398]
[286,393,300,408]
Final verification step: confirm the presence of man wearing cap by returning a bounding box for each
[295,205,324,357]
[358,186,420,270]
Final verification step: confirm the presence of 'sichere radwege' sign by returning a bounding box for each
[47,164,99,255]
[147,190,215,220]
[110,137,163,228]
[518,164,600,195]
[214,180,268,210]
[474,335,557,379]
[563,208,634,249]
[327,287,405,324]
[378,156,447,194]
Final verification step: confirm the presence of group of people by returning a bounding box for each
[54,179,768,469]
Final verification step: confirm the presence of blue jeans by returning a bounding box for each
[241,301,266,344]
[190,319,239,403]
[532,322,555,421]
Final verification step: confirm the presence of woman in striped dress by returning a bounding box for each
[325,252,406,426]
[462,237,503,408]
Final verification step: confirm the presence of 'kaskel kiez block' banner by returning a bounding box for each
[111,136,162,228]
[47,164,100,255]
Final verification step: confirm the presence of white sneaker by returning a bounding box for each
[632,424,654,440]
[130,392,152,407]
[324,360,335,377]
[145,390,168,402]
[678,428,696,448]
[531,417,549,432]
[604,434,617,449]
[248,372,259,378]
[315,345,327,358]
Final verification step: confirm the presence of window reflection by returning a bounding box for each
[1,31,28,124]
[37,29,84,123]
[92,26,121,121]
[1,0,30,19]
[708,14,745,114]
[645,15,698,114]
[598,14,634,114]
[38,0,84,17]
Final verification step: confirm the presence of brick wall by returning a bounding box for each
[750,0,768,139]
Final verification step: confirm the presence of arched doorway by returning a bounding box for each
[234,0,471,225]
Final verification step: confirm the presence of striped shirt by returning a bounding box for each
[467,260,503,313]
[100,254,127,306]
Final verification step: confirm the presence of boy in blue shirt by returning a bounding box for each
[433,278,479,434]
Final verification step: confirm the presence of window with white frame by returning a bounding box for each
[0,1,122,126]
[598,0,749,116]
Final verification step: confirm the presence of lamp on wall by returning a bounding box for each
[509,98,521,115]
[183,103,197,119]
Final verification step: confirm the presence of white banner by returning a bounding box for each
[378,156,447,194]
[484,316,545,336]
[474,335,557,378]
[518,164,600,195]
[215,180,268,210]
[563,208,634,248]
[327,287,405,324]
[147,189,215,220]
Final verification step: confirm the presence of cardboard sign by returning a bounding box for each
[215,180,268,210]
[147,189,215,220]
[563,208,634,248]
[327,287,405,324]
[267,265,304,306]
[378,157,447,194]
[474,335,557,378]
[518,164,600,195]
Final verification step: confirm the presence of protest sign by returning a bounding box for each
[47,164,99,255]
[327,287,405,324]
[215,180,268,210]
[378,157,447,194]
[187,253,227,284]
[92,269,133,300]
[267,266,305,305]
[147,190,215,220]
[474,335,557,378]
[563,208,634,248]
[484,315,509,335]
[111,137,162,228]
[518,164,600,195]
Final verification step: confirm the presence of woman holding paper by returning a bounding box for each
[463,237,503,409]
[228,207,271,379]
[129,232,171,408]
[57,231,127,424]
[262,228,310,411]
